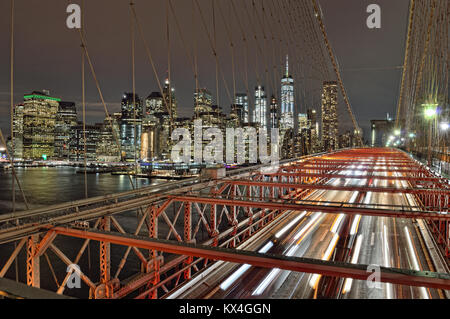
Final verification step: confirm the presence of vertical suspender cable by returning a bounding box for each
[192,0,199,116]
[131,1,138,186]
[80,0,91,275]
[10,0,15,215]
[81,0,88,200]
[213,1,219,109]
[10,0,16,282]
[167,0,173,135]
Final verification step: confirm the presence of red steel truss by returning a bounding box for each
[0,148,448,299]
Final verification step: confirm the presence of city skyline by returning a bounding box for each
[0,0,448,303]
[0,0,410,141]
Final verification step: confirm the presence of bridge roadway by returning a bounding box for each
[0,148,448,299]
[167,152,449,299]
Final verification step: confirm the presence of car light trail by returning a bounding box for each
[220,241,274,291]
[309,233,340,288]
[404,226,430,299]
[349,215,361,235]
[275,211,307,239]
[383,223,394,299]
[331,214,345,233]
[252,245,298,295]
[294,213,322,242]
[342,234,364,294]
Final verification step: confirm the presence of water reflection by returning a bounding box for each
[0,167,164,213]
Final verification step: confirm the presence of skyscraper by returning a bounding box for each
[270,95,279,129]
[163,79,178,121]
[145,91,164,116]
[22,91,60,160]
[321,81,339,151]
[120,93,143,161]
[234,93,249,124]
[194,88,214,127]
[307,108,319,152]
[280,55,294,133]
[298,113,308,133]
[55,101,77,159]
[97,116,121,162]
[12,103,24,159]
[229,104,244,127]
[69,123,101,162]
[254,85,267,128]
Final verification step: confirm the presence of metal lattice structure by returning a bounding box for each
[0,148,449,299]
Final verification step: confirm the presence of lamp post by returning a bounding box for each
[423,103,438,167]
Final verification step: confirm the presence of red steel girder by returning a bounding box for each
[49,227,450,290]
[225,180,450,196]
[166,195,448,220]
[296,161,420,169]
[258,172,445,183]
[283,168,424,173]
[304,159,413,163]
[26,235,40,288]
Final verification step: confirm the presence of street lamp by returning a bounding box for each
[424,107,437,119]
[440,122,449,131]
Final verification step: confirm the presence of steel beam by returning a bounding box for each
[167,195,448,220]
[26,235,40,288]
[0,277,73,299]
[49,227,450,290]
[225,180,449,195]
[0,238,26,278]
[258,172,445,183]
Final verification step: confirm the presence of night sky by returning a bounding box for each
[0,0,409,142]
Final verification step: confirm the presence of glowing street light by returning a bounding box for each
[422,103,438,119]
[440,122,449,131]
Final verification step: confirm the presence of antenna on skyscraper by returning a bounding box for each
[285,55,289,77]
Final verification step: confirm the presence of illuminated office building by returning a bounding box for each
[194,88,214,126]
[22,91,60,160]
[12,103,24,159]
[97,116,121,162]
[307,108,319,152]
[234,93,249,124]
[145,91,164,116]
[55,101,77,159]
[120,93,143,162]
[254,85,267,128]
[270,95,279,129]
[280,55,294,133]
[163,79,178,120]
[229,104,244,128]
[69,123,101,162]
[298,113,308,133]
[321,81,339,151]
